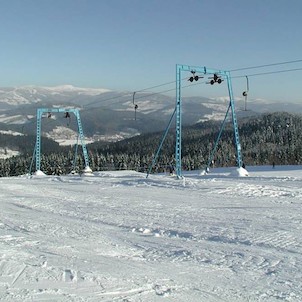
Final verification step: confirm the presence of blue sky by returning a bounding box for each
[0,0,302,102]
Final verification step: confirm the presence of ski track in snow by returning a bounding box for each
[0,166,301,301]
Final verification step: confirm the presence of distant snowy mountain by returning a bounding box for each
[0,85,110,107]
[1,84,302,150]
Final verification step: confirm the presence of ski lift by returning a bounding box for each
[242,76,249,111]
[188,70,203,82]
[133,92,138,120]
[64,112,71,126]
[206,73,223,85]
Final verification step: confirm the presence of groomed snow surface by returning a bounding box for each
[0,166,301,301]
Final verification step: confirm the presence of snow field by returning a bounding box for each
[0,166,301,301]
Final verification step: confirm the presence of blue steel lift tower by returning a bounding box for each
[32,108,91,174]
[147,64,242,178]
[176,64,242,177]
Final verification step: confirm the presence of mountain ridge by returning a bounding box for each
[1,85,302,149]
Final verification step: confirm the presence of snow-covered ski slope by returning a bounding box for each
[0,166,301,301]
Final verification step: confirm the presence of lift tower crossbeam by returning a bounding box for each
[175,64,242,178]
[34,108,90,173]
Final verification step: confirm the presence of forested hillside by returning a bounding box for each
[1,112,302,176]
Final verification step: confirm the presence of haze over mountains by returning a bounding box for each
[1,85,302,146]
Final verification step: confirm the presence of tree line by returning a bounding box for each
[1,112,302,177]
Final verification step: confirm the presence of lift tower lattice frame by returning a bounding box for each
[33,108,90,173]
[175,64,242,177]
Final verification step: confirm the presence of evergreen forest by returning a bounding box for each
[1,112,302,177]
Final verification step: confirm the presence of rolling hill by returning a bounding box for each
[1,84,302,160]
